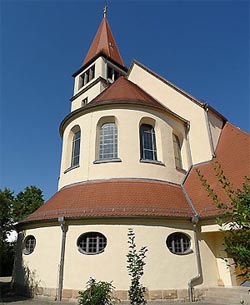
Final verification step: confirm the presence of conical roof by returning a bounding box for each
[89,76,166,109]
[83,17,125,67]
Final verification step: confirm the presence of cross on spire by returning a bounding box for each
[103,3,107,18]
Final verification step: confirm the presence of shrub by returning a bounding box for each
[78,278,119,305]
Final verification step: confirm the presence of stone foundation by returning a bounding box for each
[14,285,208,303]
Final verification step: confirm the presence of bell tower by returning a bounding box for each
[70,8,128,112]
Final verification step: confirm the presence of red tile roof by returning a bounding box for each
[184,122,250,217]
[89,76,166,110]
[83,17,124,67]
[22,180,193,223]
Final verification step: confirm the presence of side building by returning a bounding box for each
[13,13,250,302]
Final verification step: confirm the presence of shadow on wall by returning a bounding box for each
[11,232,41,298]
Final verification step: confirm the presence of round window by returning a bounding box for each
[77,232,107,255]
[23,235,36,255]
[166,232,191,254]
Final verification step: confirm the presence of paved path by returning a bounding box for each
[0,298,228,305]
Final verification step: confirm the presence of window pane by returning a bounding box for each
[166,233,190,254]
[72,130,81,167]
[140,124,157,160]
[78,232,107,255]
[99,122,117,160]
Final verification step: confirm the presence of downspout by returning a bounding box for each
[181,186,202,302]
[188,215,202,302]
[57,216,68,302]
[204,104,215,157]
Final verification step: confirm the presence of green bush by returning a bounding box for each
[78,278,119,305]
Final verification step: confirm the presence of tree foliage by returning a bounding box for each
[0,186,44,276]
[196,159,250,280]
[127,229,148,305]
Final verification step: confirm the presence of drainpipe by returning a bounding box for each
[188,215,202,302]
[204,104,215,157]
[57,216,68,302]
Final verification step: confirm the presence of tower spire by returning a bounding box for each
[82,11,125,67]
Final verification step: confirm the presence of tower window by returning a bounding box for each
[82,97,88,107]
[140,124,157,161]
[79,65,95,89]
[173,134,183,169]
[107,65,120,83]
[71,130,81,167]
[166,232,191,255]
[99,122,118,160]
[77,232,107,255]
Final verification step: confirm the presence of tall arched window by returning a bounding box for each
[173,134,183,169]
[71,129,81,167]
[140,124,157,161]
[99,122,117,160]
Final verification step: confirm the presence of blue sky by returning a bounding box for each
[1,0,249,201]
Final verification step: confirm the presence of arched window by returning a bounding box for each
[140,124,157,161]
[173,134,182,169]
[99,122,117,160]
[71,129,81,167]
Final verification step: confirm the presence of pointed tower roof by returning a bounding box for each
[83,16,125,67]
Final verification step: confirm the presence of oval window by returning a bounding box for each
[23,235,36,255]
[77,232,107,255]
[166,232,191,255]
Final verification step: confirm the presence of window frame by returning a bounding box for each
[166,232,192,255]
[71,129,81,167]
[77,232,107,255]
[98,122,118,160]
[140,123,157,161]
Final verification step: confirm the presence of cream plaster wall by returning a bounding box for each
[207,111,224,151]
[63,222,197,291]
[71,82,107,112]
[17,220,205,292]
[58,106,188,190]
[128,63,213,165]
[14,226,61,289]
[16,220,227,293]
[199,232,235,287]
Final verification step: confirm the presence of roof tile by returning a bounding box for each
[22,180,193,223]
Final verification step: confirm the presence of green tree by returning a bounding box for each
[12,186,44,222]
[0,189,15,276]
[127,229,148,305]
[196,160,250,280]
[0,186,44,276]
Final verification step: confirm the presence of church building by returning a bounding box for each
[13,10,250,303]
